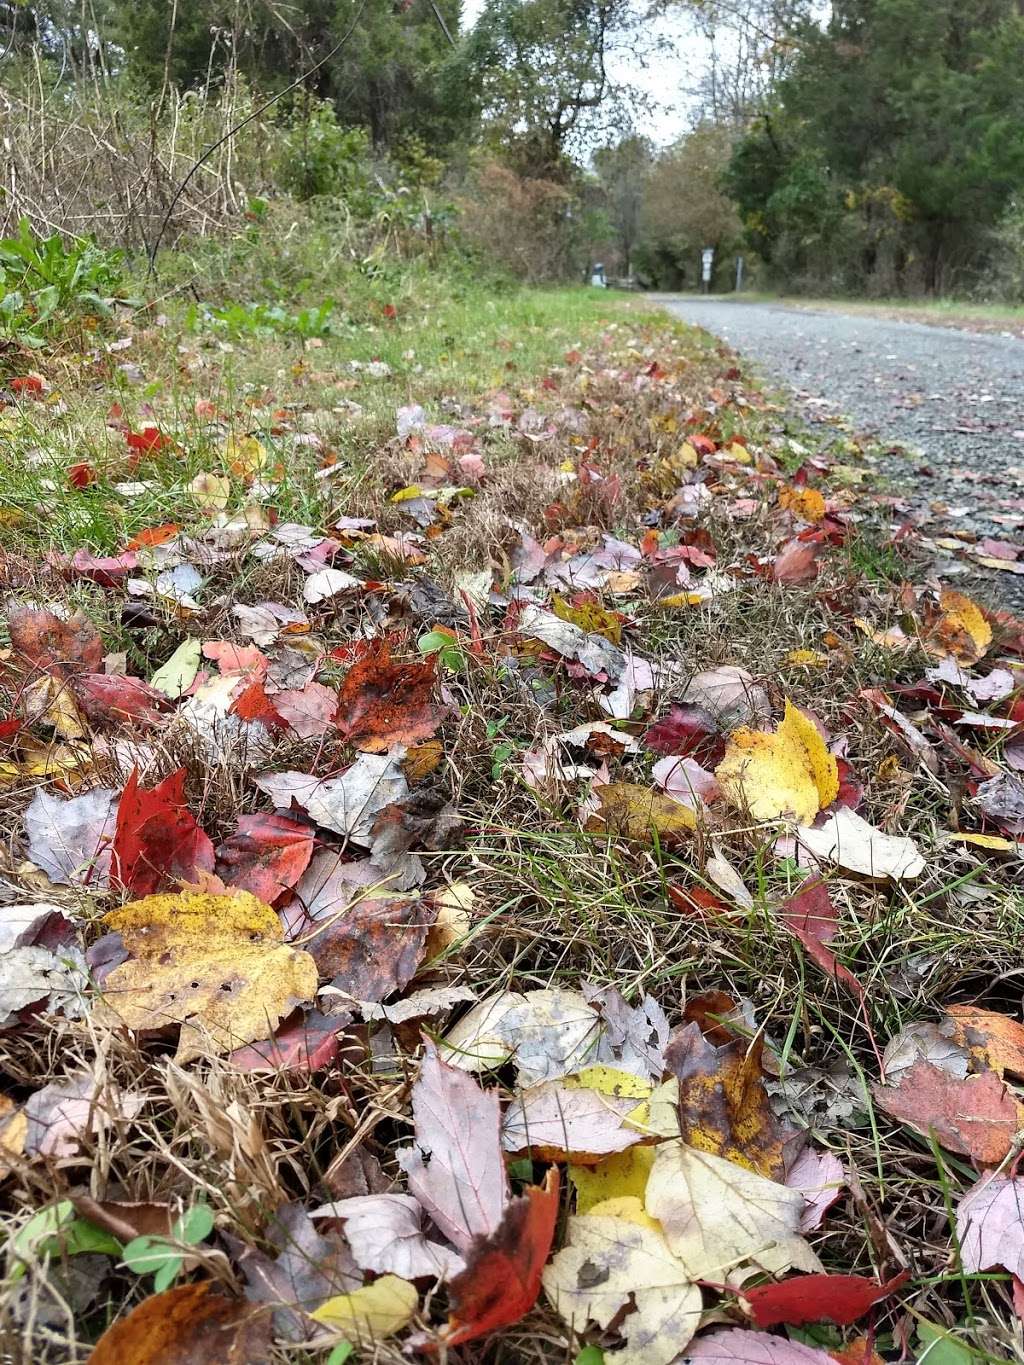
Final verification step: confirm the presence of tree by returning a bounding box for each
[593,135,652,275]
[726,0,1024,293]
[453,0,645,180]
[636,124,742,286]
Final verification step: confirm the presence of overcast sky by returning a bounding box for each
[458,0,698,146]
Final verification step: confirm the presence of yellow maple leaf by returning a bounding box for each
[779,486,826,523]
[97,890,317,1064]
[929,590,992,663]
[552,594,622,643]
[223,434,267,480]
[716,699,838,824]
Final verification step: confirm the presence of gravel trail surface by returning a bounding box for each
[658,296,1024,611]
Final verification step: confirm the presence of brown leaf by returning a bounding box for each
[7,605,103,678]
[309,897,435,1001]
[336,638,446,752]
[71,1195,174,1242]
[665,1021,796,1179]
[87,1281,271,1364]
[872,1059,1024,1164]
[780,878,865,1001]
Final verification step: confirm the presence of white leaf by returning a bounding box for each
[312,1193,464,1281]
[795,808,924,880]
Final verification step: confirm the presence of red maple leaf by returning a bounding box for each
[126,426,170,455]
[336,638,446,752]
[111,768,215,897]
[215,812,314,904]
[436,1167,560,1349]
[780,878,864,1001]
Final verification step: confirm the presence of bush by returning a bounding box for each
[0,221,126,349]
[459,160,575,282]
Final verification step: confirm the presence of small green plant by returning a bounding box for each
[0,219,125,348]
[418,627,466,671]
[121,1203,215,1292]
[187,297,341,340]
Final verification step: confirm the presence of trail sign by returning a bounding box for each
[701,248,714,281]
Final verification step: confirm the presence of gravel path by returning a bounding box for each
[658,296,1024,611]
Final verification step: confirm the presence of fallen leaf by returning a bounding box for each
[944,1005,1024,1079]
[97,889,318,1064]
[189,471,231,512]
[678,666,771,728]
[227,1009,353,1074]
[0,902,71,953]
[665,1022,795,1179]
[542,1196,702,1365]
[310,897,434,1001]
[150,639,202,700]
[310,1274,418,1340]
[89,1280,271,1363]
[0,946,83,1026]
[786,1147,846,1232]
[872,1060,1024,1164]
[398,1041,508,1253]
[235,1202,359,1341]
[795,808,924,880]
[586,783,696,844]
[957,1173,1024,1280]
[643,703,725,766]
[7,605,103,678]
[684,1328,836,1363]
[273,681,338,738]
[518,602,626,678]
[73,673,169,727]
[312,1193,463,1280]
[442,1167,560,1347]
[255,751,409,843]
[743,1270,909,1327]
[336,638,446,751]
[975,773,1024,836]
[440,988,600,1082]
[215,813,314,904]
[718,700,839,825]
[772,537,821,584]
[929,590,993,663]
[502,1078,647,1163]
[24,1070,143,1157]
[303,566,362,604]
[111,768,215,897]
[652,755,720,808]
[780,879,864,1000]
[644,1140,821,1279]
[24,787,117,887]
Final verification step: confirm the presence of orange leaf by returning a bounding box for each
[87,1280,270,1363]
[336,638,446,753]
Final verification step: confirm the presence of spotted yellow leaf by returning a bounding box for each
[716,699,839,824]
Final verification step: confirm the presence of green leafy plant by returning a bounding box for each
[121,1203,215,1292]
[0,219,125,348]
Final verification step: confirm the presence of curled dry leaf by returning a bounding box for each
[928,590,993,664]
[97,890,318,1064]
[542,1196,702,1365]
[88,1280,271,1365]
[943,1004,1024,1078]
[716,700,839,824]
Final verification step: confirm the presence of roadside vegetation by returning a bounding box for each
[0,3,1022,1363]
